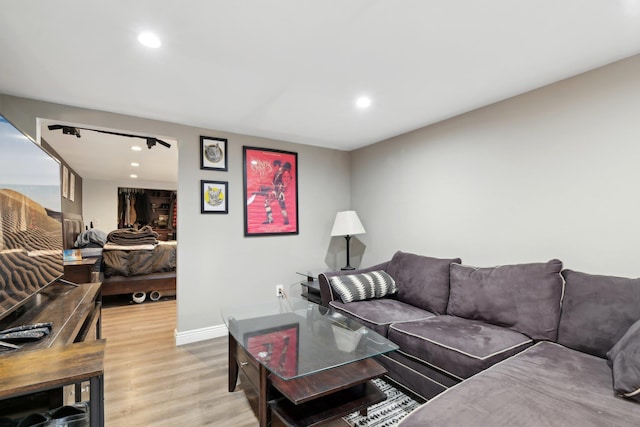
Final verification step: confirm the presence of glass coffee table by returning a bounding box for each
[222,298,398,427]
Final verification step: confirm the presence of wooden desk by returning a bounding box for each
[0,340,105,427]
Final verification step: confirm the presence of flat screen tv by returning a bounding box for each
[0,115,64,322]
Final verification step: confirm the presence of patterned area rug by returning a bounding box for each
[342,378,424,426]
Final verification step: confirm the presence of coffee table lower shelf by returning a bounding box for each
[270,381,385,427]
[229,333,389,426]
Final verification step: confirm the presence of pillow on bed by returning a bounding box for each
[329,270,397,303]
[607,319,640,402]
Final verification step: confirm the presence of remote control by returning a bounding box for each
[0,322,52,335]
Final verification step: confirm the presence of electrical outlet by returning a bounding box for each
[276,284,284,297]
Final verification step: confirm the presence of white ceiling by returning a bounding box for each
[39,119,178,184]
[2,1,640,183]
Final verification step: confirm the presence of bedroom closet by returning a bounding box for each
[117,187,177,241]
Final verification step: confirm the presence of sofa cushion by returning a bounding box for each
[388,315,532,379]
[386,251,461,314]
[607,319,640,402]
[328,270,397,303]
[447,259,563,340]
[399,342,640,427]
[557,269,640,358]
[329,299,434,337]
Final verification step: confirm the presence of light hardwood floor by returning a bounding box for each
[102,299,349,426]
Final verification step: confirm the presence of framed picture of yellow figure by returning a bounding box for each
[243,146,298,236]
[201,180,228,214]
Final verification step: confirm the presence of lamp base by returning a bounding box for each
[341,235,356,271]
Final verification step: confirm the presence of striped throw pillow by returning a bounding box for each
[329,270,397,303]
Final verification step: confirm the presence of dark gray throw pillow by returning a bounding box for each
[386,251,461,314]
[447,259,564,340]
[607,319,640,402]
[329,270,397,303]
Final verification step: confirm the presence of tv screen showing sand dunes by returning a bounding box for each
[0,115,63,320]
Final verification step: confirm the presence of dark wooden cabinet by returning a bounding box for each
[153,227,173,241]
[63,257,99,284]
[0,282,103,424]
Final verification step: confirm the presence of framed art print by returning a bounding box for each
[62,165,68,198]
[69,172,76,202]
[244,323,299,378]
[200,136,228,171]
[243,146,298,236]
[201,180,228,214]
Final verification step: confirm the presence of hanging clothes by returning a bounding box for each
[129,193,138,225]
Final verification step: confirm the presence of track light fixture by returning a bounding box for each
[47,124,171,149]
[62,126,81,137]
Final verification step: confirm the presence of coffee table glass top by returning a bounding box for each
[221,298,398,380]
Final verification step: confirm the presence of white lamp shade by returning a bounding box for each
[330,211,366,236]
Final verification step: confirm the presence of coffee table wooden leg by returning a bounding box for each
[228,333,239,392]
[259,363,271,427]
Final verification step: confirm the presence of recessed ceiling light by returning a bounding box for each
[356,96,372,109]
[130,162,139,167]
[138,32,161,48]
[131,145,142,151]
[130,174,138,179]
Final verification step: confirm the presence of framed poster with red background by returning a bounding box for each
[243,146,298,236]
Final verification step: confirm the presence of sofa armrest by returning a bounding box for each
[318,261,390,306]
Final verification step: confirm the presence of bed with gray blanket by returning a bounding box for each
[63,215,176,297]
[102,241,176,278]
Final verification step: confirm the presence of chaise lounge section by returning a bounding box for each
[319,251,640,424]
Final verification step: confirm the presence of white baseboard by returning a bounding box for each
[175,323,227,346]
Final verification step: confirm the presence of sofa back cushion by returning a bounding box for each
[386,251,461,314]
[447,259,564,340]
[557,269,640,358]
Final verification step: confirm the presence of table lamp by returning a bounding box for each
[330,210,366,270]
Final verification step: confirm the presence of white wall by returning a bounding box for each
[0,95,351,342]
[83,178,177,232]
[352,54,640,277]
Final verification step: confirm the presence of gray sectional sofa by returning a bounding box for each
[318,251,640,425]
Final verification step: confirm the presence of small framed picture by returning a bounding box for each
[69,172,76,202]
[63,249,82,263]
[201,180,228,214]
[62,165,68,198]
[200,136,228,171]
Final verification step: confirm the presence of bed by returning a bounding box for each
[63,213,176,297]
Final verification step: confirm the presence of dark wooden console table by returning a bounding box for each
[0,339,105,427]
[0,281,103,424]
